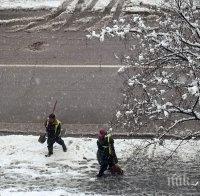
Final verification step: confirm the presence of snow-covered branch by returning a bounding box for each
[89,0,200,138]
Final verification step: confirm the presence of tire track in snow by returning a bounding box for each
[85,0,99,11]
[74,0,86,12]
[59,0,85,30]
[104,0,117,14]
[112,0,126,20]
[79,0,117,30]
[22,0,80,31]
[3,0,126,31]
[61,0,107,30]
[61,0,77,8]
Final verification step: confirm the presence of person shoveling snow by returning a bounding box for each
[43,113,67,157]
[96,128,123,177]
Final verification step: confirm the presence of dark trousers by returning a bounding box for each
[47,137,67,154]
[99,156,115,175]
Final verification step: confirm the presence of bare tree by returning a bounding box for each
[89,0,200,139]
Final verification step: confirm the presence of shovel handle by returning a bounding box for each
[52,100,57,114]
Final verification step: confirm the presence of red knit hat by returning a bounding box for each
[98,128,107,140]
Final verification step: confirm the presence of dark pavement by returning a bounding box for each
[0,30,134,65]
[0,26,138,128]
[0,65,122,124]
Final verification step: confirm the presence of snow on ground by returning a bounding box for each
[0,0,199,10]
[129,0,165,6]
[0,135,199,195]
[0,0,163,10]
[64,0,79,13]
[0,0,173,10]
[92,0,111,11]
[0,0,66,9]
[0,190,92,196]
[127,0,200,6]
[123,6,155,13]
[124,0,166,13]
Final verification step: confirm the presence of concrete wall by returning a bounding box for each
[0,65,122,124]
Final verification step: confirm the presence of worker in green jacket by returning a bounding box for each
[45,113,67,157]
[96,128,118,177]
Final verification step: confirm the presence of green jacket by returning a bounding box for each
[97,134,118,165]
[97,134,114,156]
[45,119,62,138]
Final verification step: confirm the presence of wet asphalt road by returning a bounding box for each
[0,30,133,65]
[0,28,130,124]
[0,65,122,124]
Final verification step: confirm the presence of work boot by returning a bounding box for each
[45,152,53,157]
[62,145,67,152]
[96,172,104,177]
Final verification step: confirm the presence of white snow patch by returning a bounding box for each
[0,135,199,194]
[92,0,111,11]
[118,66,126,74]
[182,93,188,100]
[1,0,199,10]
[139,54,144,61]
[123,6,153,13]
[163,110,169,117]
[128,0,165,6]
[188,85,199,96]
[64,0,79,13]
[116,111,122,118]
[125,110,134,115]
[0,190,96,196]
[0,0,65,9]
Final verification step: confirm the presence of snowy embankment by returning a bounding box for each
[0,135,200,195]
[0,0,165,10]
[0,0,65,9]
[1,0,199,12]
